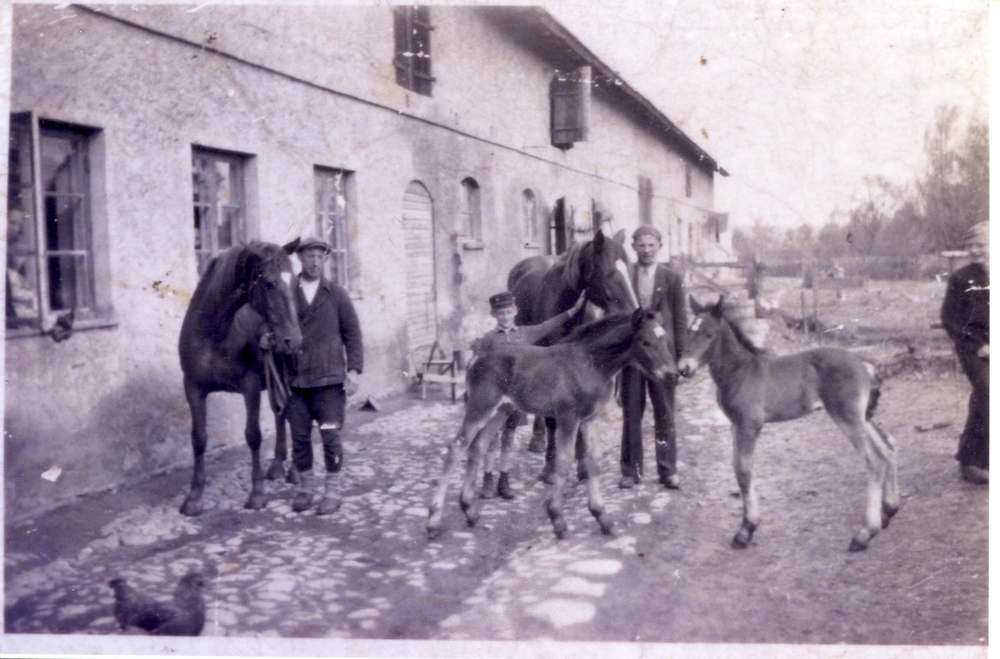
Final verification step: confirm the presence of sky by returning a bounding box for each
[543,0,988,230]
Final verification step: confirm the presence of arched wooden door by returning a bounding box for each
[402,181,437,354]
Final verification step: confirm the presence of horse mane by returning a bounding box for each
[562,312,635,359]
[720,308,767,355]
[190,242,272,344]
[559,241,588,288]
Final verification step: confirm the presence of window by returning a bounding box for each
[192,148,246,274]
[393,5,434,96]
[460,178,481,246]
[684,163,693,198]
[315,166,353,287]
[638,176,653,225]
[522,189,538,247]
[7,114,106,332]
[550,66,591,149]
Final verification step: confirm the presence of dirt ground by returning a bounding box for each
[2,278,988,656]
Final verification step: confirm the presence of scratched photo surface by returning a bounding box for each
[2,1,988,658]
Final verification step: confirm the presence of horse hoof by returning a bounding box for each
[552,520,568,539]
[180,500,203,517]
[881,504,899,529]
[264,460,285,482]
[286,468,301,486]
[527,435,547,453]
[731,534,750,549]
[538,470,555,485]
[848,538,868,552]
[599,519,616,536]
[427,525,444,541]
[465,516,478,528]
[244,494,267,510]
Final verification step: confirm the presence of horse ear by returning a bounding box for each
[689,295,703,313]
[282,238,301,254]
[593,230,605,251]
[613,229,626,245]
[713,295,726,318]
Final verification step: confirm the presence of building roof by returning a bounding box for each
[483,6,728,176]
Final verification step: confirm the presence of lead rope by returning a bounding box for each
[263,346,290,417]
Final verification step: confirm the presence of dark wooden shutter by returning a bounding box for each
[550,66,591,148]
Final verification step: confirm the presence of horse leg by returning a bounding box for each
[539,417,558,484]
[495,414,518,500]
[870,422,900,528]
[265,410,288,482]
[180,378,208,516]
[834,415,897,551]
[546,418,578,539]
[243,385,267,510]
[460,412,508,526]
[527,415,547,453]
[578,421,614,536]
[428,406,496,539]
[731,422,762,549]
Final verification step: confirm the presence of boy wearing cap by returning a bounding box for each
[287,237,364,514]
[474,290,586,498]
[941,221,989,485]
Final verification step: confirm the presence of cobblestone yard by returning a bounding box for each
[3,363,989,655]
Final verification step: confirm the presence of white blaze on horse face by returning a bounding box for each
[689,317,703,333]
[653,325,666,338]
[614,259,640,308]
[280,271,293,287]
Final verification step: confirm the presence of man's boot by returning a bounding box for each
[480,472,498,499]
[497,472,516,500]
[292,470,314,512]
[317,473,342,515]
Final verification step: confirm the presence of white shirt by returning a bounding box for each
[300,277,321,305]
[637,265,655,308]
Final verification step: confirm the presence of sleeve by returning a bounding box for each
[941,271,985,354]
[338,290,364,373]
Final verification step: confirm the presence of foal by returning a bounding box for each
[686,296,899,552]
[427,310,674,540]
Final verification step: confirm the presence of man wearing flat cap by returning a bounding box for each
[941,221,989,485]
[472,289,586,498]
[287,236,364,514]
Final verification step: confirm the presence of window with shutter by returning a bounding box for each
[550,66,591,149]
[638,176,653,225]
[393,6,435,97]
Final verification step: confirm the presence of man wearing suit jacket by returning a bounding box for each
[620,225,688,490]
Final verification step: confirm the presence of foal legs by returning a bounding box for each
[731,421,762,549]
[834,415,899,551]
[545,418,579,539]
[459,412,510,526]
[577,421,615,536]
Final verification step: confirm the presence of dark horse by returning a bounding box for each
[686,296,900,552]
[506,229,639,475]
[428,309,674,540]
[178,240,303,516]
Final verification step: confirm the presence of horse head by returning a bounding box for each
[573,230,639,313]
[243,239,303,354]
[630,308,676,382]
[684,294,728,372]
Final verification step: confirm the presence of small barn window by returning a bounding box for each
[550,66,591,149]
[460,177,482,247]
[522,189,538,247]
[315,167,353,287]
[638,176,653,225]
[393,5,434,97]
[684,163,693,198]
[7,113,109,333]
[192,148,246,275]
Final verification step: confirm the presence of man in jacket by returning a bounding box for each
[288,237,364,514]
[619,225,688,490]
[941,221,989,485]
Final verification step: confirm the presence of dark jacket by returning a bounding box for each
[289,277,363,388]
[941,262,989,356]
[632,263,687,373]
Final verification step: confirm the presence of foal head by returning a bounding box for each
[243,239,303,354]
[685,295,763,373]
[572,230,639,313]
[630,309,676,382]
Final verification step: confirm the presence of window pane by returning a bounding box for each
[192,149,245,272]
[47,252,91,311]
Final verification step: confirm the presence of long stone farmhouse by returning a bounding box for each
[5,4,728,518]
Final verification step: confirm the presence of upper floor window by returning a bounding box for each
[315,166,353,287]
[522,189,539,248]
[192,148,246,274]
[393,6,434,97]
[684,163,693,198]
[7,114,107,333]
[550,66,591,149]
[638,176,653,225]
[460,177,482,246]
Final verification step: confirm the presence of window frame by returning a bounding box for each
[6,113,114,338]
[393,5,435,97]
[314,165,357,291]
[460,177,482,249]
[191,147,247,275]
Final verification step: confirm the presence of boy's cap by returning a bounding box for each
[489,291,516,310]
[297,236,332,253]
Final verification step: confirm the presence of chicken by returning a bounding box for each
[109,571,207,636]
[47,308,74,343]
